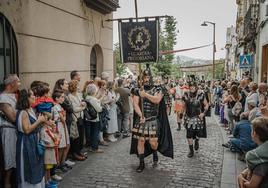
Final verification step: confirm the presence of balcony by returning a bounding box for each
[244,4,259,42]
[84,0,119,14]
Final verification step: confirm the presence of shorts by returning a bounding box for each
[186,129,203,139]
[45,164,54,170]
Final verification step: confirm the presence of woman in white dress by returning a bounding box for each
[106,81,119,142]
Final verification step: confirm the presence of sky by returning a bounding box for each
[113,0,237,60]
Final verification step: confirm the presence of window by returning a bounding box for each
[0,13,18,85]
[90,47,97,80]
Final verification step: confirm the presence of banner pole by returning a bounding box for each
[134,0,144,117]
[134,0,141,78]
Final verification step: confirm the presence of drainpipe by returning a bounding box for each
[266,0,268,16]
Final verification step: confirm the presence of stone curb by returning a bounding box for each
[212,114,246,188]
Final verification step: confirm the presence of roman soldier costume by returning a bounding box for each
[173,82,185,131]
[130,64,173,172]
[183,81,208,158]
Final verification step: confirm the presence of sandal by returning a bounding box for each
[78,152,88,159]
[73,154,86,161]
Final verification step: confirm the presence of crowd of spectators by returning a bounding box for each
[0,71,134,188]
[212,78,268,188]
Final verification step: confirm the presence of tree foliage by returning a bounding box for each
[202,60,225,80]
[154,16,179,77]
[114,43,127,77]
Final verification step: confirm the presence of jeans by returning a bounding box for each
[84,121,100,150]
[77,118,85,151]
[117,112,130,134]
[85,123,91,146]
[230,138,257,153]
[70,138,80,155]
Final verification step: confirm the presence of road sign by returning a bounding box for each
[239,55,253,68]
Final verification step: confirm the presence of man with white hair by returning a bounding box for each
[101,72,109,81]
[0,74,20,188]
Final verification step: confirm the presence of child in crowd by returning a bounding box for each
[31,82,63,182]
[238,117,268,188]
[40,112,61,187]
[31,82,54,113]
[52,90,70,172]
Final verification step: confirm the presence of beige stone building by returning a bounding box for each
[235,0,268,83]
[225,26,237,80]
[0,0,119,88]
[235,0,259,81]
[256,0,268,83]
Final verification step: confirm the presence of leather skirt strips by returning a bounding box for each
[184,116,204,130]
[132,119,159,140]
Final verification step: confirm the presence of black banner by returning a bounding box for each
[119,20,159,63]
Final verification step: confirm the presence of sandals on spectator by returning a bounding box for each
[78,152,88,159]
[73,154,86,161]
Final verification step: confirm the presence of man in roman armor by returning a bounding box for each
[130,64,173,173]
[183,81,209,158]
[172,79,185,131]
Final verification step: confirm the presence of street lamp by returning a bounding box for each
[201,21,216,79]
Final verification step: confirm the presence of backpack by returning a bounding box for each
[116,97,123,111]
[231,101,242,117]
[84,100,97,121]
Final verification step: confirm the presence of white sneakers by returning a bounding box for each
[65,159,75,166]
[109,137,117,142]
[108,135,117,142]
[52,174,62,181]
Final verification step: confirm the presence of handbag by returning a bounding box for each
[116,97,124,113]
[84,100,97,120]
[77,116,84,126]
[116,97,123,108]
[70,119,79,139]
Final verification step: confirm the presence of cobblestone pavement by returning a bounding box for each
[59,114,224,188]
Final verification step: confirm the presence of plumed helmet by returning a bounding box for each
[142,64,152,78]
[142,69,151,77]
[142,64,154,86]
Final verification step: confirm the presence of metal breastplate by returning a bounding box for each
[143,88,159,118]
[186,95,202,117]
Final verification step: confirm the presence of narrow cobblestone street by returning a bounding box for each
[59,114,224,188]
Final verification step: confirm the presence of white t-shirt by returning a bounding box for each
[0,93,16,127]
